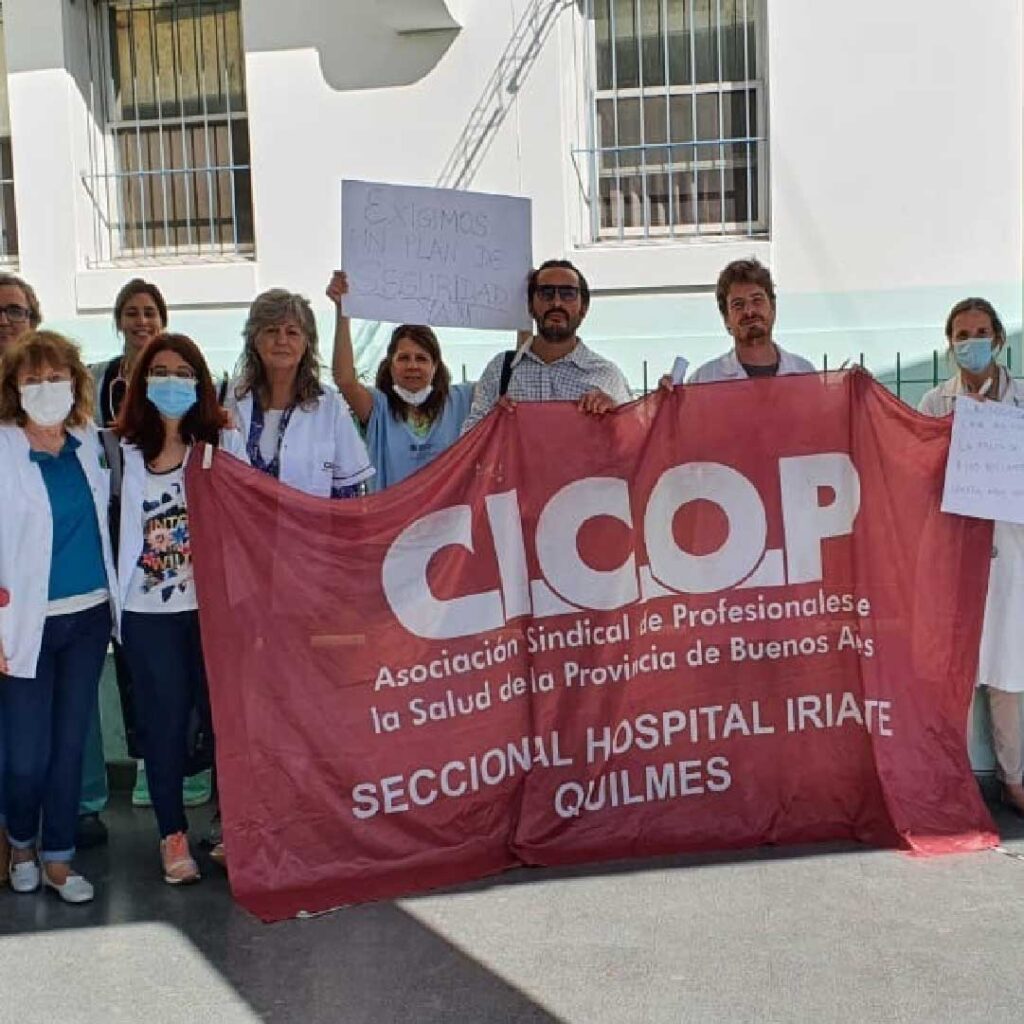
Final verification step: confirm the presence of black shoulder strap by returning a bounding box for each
[218,373,229,406]
[99,428,124,499]
[498,350,516,398]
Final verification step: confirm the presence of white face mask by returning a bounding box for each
[393,383,433,407]
[20,380,74,427]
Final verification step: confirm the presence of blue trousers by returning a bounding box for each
[1,602,112,861]
[0,706,5,830]
[120,610,211,838]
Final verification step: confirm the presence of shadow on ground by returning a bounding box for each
[0,790,1021,1024]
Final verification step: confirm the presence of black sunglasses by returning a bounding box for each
[534,285,580,302]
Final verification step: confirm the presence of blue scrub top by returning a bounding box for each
[365,383,474,491]
[31,435,108,601]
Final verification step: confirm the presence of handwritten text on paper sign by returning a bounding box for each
[341,180,533,332]
[942,396,1024,524]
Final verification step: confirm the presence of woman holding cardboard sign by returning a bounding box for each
[328,271,476,489]
[919,297,1024,817]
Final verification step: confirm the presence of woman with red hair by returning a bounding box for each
[114,333,246,885]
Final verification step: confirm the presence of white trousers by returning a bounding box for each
[984,687,1024,786]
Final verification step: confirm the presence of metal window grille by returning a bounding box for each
[83,0,254,265]
[579,0,767,241]
[0,13,19,263]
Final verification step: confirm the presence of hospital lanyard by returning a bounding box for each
[246,397,296,479]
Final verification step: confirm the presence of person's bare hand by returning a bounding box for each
[326,271,349,308]
[658,374,676,392]
[577,390,615,416]
[497,396,517,413]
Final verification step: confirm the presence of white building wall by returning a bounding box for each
[1,0,1019,766]
[0,0,1020,389]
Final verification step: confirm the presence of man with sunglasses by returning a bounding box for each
[461,259,631,434]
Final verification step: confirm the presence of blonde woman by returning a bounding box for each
[919,297,1024,817]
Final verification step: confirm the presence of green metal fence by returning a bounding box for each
[459,350,1021,404]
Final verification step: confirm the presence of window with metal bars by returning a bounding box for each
[83,0,254,264]
[0,13,19,263]
[582,0,767,241]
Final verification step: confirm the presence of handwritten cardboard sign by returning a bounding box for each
[941,396,1024,524]
[341,180,533,331]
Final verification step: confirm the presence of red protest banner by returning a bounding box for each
[188,371,999,922]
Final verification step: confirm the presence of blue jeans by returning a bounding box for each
[0,705,5,830]
[1,602,112,862]
[120,610,211,838]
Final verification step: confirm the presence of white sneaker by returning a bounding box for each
[9,858,41,893]
[42,869,94,904]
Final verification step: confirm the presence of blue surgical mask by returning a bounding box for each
[952,337,995,375]
[147,376,197,419]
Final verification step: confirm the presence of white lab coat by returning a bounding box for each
[115,430,247,633]
[231,389,374,497]
[0,423,118,678]
[919,370,1024,691]
[688,345,816,383]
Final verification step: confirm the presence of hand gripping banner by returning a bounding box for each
[188,372,999,922]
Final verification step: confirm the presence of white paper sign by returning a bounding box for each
[941,396,1024,524]
[670,355,690,384]
[341,180,532,331]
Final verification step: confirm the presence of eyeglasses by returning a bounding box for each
[0,304,31,323]
[148,367,197,380]
[534,285,580,303]
[728,294,769,313]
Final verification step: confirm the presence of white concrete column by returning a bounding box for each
[3,0,90,320]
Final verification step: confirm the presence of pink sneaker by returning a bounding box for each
[160,832,200,885]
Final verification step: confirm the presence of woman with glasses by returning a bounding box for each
[0,271,41,887]
[114,333,246,885]
[0,272,42,358]
[919,297,1024,819]
[87,279,208,837]
[327,271,475,489]
[0,331,118,904]
[231,288,374,498]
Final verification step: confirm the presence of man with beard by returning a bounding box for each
[461,259,631,433]
[689,259,815,382]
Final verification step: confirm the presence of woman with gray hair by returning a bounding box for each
[212,289,373,866]
[231,288,374,498]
